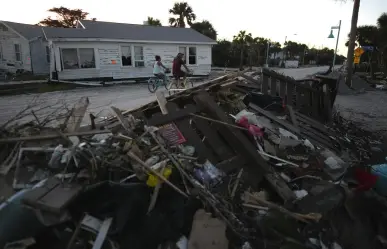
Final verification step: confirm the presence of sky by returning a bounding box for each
[2,0,386,56]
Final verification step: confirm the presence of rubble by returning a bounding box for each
[1,68,387,249]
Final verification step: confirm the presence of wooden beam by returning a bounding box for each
[65,97,89,132]
[0,130,112,143]
[194,91,296,202]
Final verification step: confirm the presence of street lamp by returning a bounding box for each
[328,20,341,70]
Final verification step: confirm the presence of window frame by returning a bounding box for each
[14,44,22,62]
[45,46,50,63]
[178,46,187,62]
[60,48,96,70]
[133,45,145,67]
[188,46,197,65]
[78,48,96,69]
[120,45,133,67]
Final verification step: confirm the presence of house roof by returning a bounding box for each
[1,21,44,40]
[43,20,216,44]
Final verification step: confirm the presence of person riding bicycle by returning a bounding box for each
[153,55,169,83]
[172,53,191,87]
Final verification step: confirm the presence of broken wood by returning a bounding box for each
[0,130,112,143]
[194,91,296,202]
[111,106,135,136]
[65,97,89,132]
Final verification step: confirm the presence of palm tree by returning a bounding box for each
[377,13,387,73]
[343,0,361,86]
[190,20,217,40]
[233,31,252,70]
[146,17,162,26]
[169,2,196,27]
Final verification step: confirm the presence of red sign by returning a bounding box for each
[158,123,186,145]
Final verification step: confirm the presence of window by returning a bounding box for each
[134,46,144,67]
[61,48,96,70]
[79,48,95,68]
[14,44,21,62]
[62,48,79,69]
[121,46,132,66]
[45,46,50,63]
[179,46,186,55]
[188,47,197,65]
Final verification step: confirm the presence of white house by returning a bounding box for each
[0,21,51,74]
[44,20,217,81]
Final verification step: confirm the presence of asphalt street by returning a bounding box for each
[0,66,337,127]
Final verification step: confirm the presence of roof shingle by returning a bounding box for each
[45,20,216,44]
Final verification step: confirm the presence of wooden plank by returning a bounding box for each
[0,130,112,143]
[192,116,234,161]
[249,103,300,135]
[155,92,168,114]
[66,97,89,132]
[303,90,311,115]
[147,104,197,126]
[270,78,277,97]
[261,74,269,95]
[286,82,294,106]
[286,106,299,128]
[279,80,286,99]
[311,92,320,119]
[296,87,303,110]
[215,155,246,173]
[195,92,296,202]
[111,106,134,136]
[295,111,331,136]
[166,102,217,163]
[324,91,333,124]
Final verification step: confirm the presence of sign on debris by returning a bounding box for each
[158,123,186,145]
[354,56,360,64]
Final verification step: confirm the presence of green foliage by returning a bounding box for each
[38,6,94,28]
[146,17,162,26]
[169,2,196,27]
[190,20,217,40]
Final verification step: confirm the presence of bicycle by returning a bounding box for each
[147,69,171,93]
[167,71,194,94]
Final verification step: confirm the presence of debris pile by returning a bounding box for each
[1,69,387,249]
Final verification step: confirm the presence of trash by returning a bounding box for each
[371,164,387,196]
[47,144,64,169]
[293,189,308,199]
[176,236,188,249]
[0,69,385,249]
[194,160,224,186]
[321,149,349,180]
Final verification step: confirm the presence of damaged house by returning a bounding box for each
[46,20,216,81]
[0,21,51,75]
[0,20,216,80]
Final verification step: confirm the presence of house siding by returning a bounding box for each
[29,38,50,75]
[52,41,212,81]
[0,25,32,73]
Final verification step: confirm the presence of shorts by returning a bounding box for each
[173,71,186,80]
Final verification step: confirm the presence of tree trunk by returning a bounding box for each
[345,0,361,87]
[239,46,244,70]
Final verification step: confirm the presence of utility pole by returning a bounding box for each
[346,0,361,87]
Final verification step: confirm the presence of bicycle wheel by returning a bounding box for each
[164,78,173,90]
[147,78,158,93]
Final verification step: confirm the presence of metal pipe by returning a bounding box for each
[332,20,342,70]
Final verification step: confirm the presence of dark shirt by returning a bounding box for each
[172,57,185,75]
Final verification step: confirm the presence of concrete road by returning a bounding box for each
[0,66,332,126]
